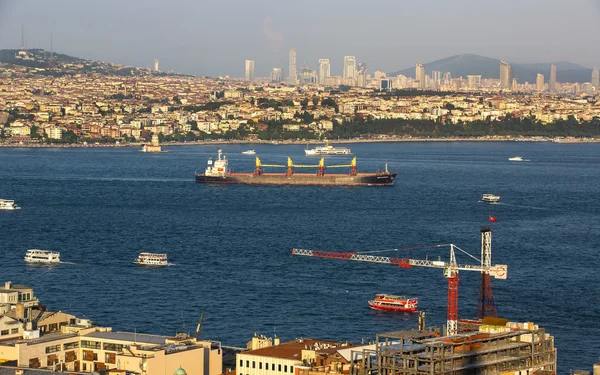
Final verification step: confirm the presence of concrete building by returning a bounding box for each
[154,59,159,72]
[318,59,330,85]
[549,63,557,92]
[379,78,392,92]
[500,61,512,90]
[356,63,366,88]
[0,282,38,310]
[431,70,441,87]
[0,325,222,374]
[245,60,255,82]
[415,63,425,89]
[47,126,62,140]
[536,73,545,92]
[467,75,481,89]
[592,67,599,91]
[271,68,282,83]
[288,49,297,86]
[343,56,356,85]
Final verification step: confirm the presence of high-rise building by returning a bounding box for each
[245,60,255,81]
[343,56,357,84]
[154,59,159,72]
[536,73,544,92]
[581,82,594,96]
[380,78,392,92]
[549,64,557,92]
[467,75,481,89]
[288,48,297,85]
[271,68,282,82]
[357,63,367,87]
[318,59,330,85]
[499,61,512,90]
[431,70,441,87]
[416,63,425,89]
[592,67,599,90]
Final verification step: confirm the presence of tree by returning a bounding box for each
[312,97,319,106]
[301,98,309,110]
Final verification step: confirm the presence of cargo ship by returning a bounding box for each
[195,150,397,186]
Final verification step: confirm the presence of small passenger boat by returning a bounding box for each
[134,252,168,266]
[24,249,61,264]
[242,149,256,155]
[481,194,501,203]
[508,156,523,161]
[0,199,21,210]
[368,294,418,312]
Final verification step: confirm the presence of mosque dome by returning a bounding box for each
[174,367,187,375]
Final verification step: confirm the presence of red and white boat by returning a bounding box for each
[368,294,418,312]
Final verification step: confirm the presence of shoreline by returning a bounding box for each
[0,137,599,148]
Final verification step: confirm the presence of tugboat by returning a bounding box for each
[134,252,168,266]
[368,294,418,312]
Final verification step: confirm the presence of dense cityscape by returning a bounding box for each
[2,47,600,146]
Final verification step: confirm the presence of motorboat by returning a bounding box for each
[24,249,61,264]
[368,294,418,312]
[134,252,168,266]
[508,156,523,161]
[481,194,501,203]
[0,199,21,210]
[242,149,256,155]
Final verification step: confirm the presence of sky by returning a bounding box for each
[1,0,599,77]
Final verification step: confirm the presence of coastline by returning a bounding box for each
[0,137,599,148]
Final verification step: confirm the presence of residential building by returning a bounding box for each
[245,60,255,82]
[415,63,425,89]
[536,73,545,91]
[356,63,366,88]
[379,78,392,92]
[592,67,599,90]
[154,59,159,72]
[499,61,512,90]
[0,282,38,310]
[549,63,557,92]
[467,75,481,89]
[431,70,441,87]
[47,126,63,140]
[289,49,297,85]
[318,59,330,85]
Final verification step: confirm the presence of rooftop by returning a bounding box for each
[242,339,346,360]
[83,330,168,345]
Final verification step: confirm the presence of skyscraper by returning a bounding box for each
[154,59,159,72]
[467,75,481,89]
[318,59,330,85]
[343,56,357,84]
[592,67,599,90]
[357,63,367,87]
[536,73,544,92]
[416,63,425,89]
[500,61,512,90]
[549,64,557,92]
[288,48,297,85]
[271,68,282,82]
[245,60,255,81]
[431,71,441,86]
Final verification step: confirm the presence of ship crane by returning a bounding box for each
[292,228,507,336]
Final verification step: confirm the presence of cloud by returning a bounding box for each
[263,17,283,44]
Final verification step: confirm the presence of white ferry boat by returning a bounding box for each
[24,249,61,264]
[242,149,256,155]
[0,199,21,210]
[134,252,168,266]
[508,156,523,161]
[305,141,351,156]
[481,194,501,203]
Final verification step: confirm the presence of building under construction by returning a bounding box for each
[349,319,556,375]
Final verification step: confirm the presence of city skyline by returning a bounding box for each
[2,0,600,77]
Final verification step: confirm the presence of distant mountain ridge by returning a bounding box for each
[388,54,593,83]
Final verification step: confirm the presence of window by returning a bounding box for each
[246,361,249,368]
[64,341,79,350]
[259,363,262,370]
[279,365,282,372]
[284,365,288,372]
[290,366,294,373]
[47,355,59,366]
[0,330,8,336]
[272,364,275,371]
[81,340,101,349]
[70,318,76,325]
[65,351,77,362]
[239,360,243,367]
[46,344,61,353]
[48,323,58,331]
[103,343,123,352]
[106,352,116,364]
[252,361,256,369]
[10,328,18,334]
[29,358,40,368]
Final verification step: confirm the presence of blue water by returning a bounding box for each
[1,142,599,372]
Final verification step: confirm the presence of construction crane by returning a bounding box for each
[194,312,205,339]
[292,228,507,336]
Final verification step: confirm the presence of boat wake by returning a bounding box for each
[59,261,76,265]
[167,262,178,266]
[493,202,548,210]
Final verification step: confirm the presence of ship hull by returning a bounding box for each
[195,172,397,186]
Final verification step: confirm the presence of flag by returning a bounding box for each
[489,215,497,223]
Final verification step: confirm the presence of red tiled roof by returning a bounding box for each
[243,339,343,360]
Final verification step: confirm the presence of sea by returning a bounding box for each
[1,142,599,373]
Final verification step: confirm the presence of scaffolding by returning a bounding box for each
[349,325,556,375]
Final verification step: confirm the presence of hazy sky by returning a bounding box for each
[1,0,599,77]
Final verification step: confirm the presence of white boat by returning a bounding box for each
[24,249,61,264]
[134,252,168,266]
[305,141,351,156]
[508,156,523,161]
[0,199,21,210]
[481,194,501,203]
[242,149,256,155]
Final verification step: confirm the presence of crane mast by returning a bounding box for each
[292,229,507,336]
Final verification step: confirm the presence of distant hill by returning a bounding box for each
[388,54,593,83]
